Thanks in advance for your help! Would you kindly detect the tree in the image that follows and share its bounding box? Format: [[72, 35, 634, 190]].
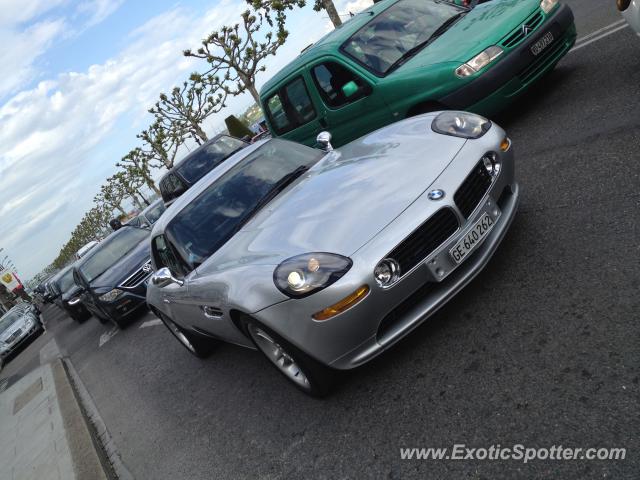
[[112, 172, 148, 210], [149, 73, 228, 146], [183, 9, 288, 104], [248, 0, 342, 28], [117, 148, 161, 196], [95, 180, 127, 217], [137, 119, 183, 170]]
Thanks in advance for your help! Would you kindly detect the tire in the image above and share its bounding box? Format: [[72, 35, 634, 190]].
[[157, 312, 215, 358], [241, 316, 335, 397]]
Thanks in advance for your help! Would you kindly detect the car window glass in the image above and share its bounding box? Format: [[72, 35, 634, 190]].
[[144, 202, 166, 225], [160, 173, 187, 202], [284, 78, 316, 124], [342, 0, 459, 75], [58, 268, 76, 293], [152, 235, 187, 276], [166, 140, 323, 270], [79, 227, 148, 282], [311, 62, 367, 108], [176, 136, 246, 184], [266, 94, 291, 133], [265, 77, 316, 135]]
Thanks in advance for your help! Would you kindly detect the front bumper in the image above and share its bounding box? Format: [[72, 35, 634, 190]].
[[256, 125, 520, 370], [441, 4, 577, 115], [99, 283, 149, 320]]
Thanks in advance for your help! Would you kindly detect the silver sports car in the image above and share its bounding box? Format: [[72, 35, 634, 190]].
[[147, 111, 519, 396]]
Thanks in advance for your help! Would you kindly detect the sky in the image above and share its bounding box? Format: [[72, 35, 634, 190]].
[[0, 0, 372, 282]]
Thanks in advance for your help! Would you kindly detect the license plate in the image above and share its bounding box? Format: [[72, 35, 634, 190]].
[[450, 214, 495, 264], [531, 31, 554, 56]]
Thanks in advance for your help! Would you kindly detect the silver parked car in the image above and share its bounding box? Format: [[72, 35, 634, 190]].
[[0, 303, 43, 367], [147, 111, 519, 396]]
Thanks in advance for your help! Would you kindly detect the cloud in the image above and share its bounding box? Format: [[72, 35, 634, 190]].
[[0, 1, 262, 279], [0, 0, 68, 26], [76, 0, 125, 27], [0, 18, 68, 99]]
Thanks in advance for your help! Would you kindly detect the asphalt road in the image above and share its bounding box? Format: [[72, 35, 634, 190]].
[[3, 2, 639, 479]]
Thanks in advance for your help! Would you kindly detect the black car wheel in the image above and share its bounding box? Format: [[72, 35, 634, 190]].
[[157, 312, 215, 358], [241, 316, 335, 397]]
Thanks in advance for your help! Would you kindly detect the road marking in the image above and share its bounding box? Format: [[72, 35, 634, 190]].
[[139, 319, 163, 329], [574, 19, 626, 45], [571, 22, 629, 53], [99, 327, 119, 347]]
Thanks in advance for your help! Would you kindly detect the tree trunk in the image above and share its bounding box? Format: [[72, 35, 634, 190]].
[[131, 195, 143, 210], [141, 172, 161, 195], [137, 189, 151, 206], [245, 82, 261, 104], [191, 121, 209, 143], [323, 0, 342, 27], [115, 205, 127, 217]]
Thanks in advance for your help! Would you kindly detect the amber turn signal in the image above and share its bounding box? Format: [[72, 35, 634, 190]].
[[500, 137, 511, 152], [312, 285, 370, 321]]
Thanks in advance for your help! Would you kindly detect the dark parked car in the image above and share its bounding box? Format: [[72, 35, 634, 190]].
[[50, 265, 91, 323], [159, 134, 247, 205], [73, 226, 152, 328], [126, 199, 166, 229]]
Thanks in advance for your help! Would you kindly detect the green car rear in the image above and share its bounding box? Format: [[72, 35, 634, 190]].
[[260, 0, 576, 147]]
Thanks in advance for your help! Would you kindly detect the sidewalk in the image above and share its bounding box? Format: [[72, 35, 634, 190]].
[[0, 359, 108, 480]]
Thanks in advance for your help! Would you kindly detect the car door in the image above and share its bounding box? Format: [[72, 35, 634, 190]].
[[309, 58, 392, 146], [152, 235, 249, 346], [263, 75, 324, 147]]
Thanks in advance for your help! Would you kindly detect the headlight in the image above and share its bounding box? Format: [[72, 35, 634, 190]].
[[67, 297, 81, 306], [455, 46, 503, 77], [273, 253, 352, 298], [99, 289, 123, 302], [540, 0, 558, 14], [432, 111, 491, 139]]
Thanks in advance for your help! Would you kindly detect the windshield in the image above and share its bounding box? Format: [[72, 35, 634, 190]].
[[167, 140, 323, 270], [79, 227, 149, 282], [0, 311, 21, 333], [144, 202, 165, 225], [58, 268, 76, 293], [341, 0, 461, 75], [177, 136, 246, 184]]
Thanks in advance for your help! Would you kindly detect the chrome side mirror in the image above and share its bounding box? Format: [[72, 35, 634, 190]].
[[151, 267, 184, 287], [316, 131, 333, 152]]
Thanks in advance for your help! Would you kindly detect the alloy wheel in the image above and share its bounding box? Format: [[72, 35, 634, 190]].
[[248, 324, 311, 391]]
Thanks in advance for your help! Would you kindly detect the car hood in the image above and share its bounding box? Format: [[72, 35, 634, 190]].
[[207, 115, 466, 267], [89, 238, 151, 290], [397, 0, 539, 68]]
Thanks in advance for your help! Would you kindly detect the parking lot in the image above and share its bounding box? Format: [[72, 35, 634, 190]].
[[1, 1, 639, 479]]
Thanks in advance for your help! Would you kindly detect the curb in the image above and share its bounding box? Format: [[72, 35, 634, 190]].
[[62, 358, 135, 480], [51, 358, 110, 480]]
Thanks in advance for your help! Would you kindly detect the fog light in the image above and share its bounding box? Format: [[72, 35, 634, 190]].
[[374, 258, 400, 287], [312, 285, 370, 321], [481, 152, 501, 177]]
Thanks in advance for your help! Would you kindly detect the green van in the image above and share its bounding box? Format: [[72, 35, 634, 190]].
[[259, 0, 575, 147]]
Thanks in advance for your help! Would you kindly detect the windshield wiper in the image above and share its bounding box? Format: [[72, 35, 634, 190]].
[[233, 165, 310, 234], [387, 12, 466, 73]]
